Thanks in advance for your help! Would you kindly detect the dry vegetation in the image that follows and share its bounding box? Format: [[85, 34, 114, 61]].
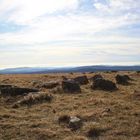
[[0, 71, 140, 140]]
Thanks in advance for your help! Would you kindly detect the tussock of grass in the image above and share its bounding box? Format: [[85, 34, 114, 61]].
[[58, 114, 70, 124], [15, 92, 53, 106], [64, 136, 88, 140], [86, 125, 107, 138]]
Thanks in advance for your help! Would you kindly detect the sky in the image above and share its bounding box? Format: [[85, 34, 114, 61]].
[[0, 0, 140, 68]]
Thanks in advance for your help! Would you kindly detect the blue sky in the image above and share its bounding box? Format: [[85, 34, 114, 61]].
[[0, 0, 140, 68]]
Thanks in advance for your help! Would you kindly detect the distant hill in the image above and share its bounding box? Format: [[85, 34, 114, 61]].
[[0, 65, 140, 74]]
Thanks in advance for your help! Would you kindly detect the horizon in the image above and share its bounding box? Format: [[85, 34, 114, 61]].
[[0, 0, 140, 67], [0, 64, 140, 71]]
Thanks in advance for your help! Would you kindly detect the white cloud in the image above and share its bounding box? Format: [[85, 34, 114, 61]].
[[0, 12, 140, 46], [94, 0, 140, 15], [0, 0, 78, 24], [0, 0, 140, 68], [0, 0, 140, 46]]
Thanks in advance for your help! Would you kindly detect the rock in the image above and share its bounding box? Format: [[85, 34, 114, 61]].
[[91, 79, 117, 91], [115, 75, 130, 85], [62, 80, 81, 93], [69, 116, 83, 130], [58, 115, 83, 130], [123, 75, 132, 80], [0, 85, 13, 88], [90, 74, 103, 82], [74, 76, 89, 85], [0, 85, 38, 96]]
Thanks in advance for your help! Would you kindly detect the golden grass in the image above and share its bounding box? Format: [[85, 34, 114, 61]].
[[15, 92, 53, 107], [0, 71, 140, 140]]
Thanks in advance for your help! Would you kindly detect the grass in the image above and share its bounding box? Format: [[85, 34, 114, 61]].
[[58, 114, 70, 124], [86, 125, 108, 138], [14, 92, 53, 107], [0, 71, 140, 140]]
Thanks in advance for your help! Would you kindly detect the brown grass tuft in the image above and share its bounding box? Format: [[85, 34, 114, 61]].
[[86, 125, 108, 138], [64, 136, 88, 140], [16, 92, 53, 106], [58, 114, 70, 124]]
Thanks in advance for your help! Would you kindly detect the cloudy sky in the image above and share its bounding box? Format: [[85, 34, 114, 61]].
[[0, 0, 140, 68]]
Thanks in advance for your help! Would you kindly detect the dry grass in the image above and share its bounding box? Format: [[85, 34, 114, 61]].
[[13, 92, 53, 107], [0, 71, 140, 140], [58, 114, 70, 124]]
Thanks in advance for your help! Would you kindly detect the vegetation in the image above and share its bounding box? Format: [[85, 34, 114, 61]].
[[0, 71, 140, 140]]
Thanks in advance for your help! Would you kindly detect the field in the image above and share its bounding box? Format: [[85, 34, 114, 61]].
[[0, 71, 140, 140]]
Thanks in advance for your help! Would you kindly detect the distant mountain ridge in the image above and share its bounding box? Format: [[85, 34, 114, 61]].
[[0, 65, 140, 74]]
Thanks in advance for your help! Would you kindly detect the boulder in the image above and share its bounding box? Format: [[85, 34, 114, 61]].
[[74, 76, 89, 85], [91, 79, 117, 91], [90, 74, 103, 82], [69, 116, 83, 130], [123, 75, 132, 80], [62, 79, 81, 93], [0, 85, 13, 88], [58, 115, 83, 130], [115, 75, 130, 85], [0, 85, 38, 96]]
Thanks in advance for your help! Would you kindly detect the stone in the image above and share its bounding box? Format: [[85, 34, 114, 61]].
[[69, 116, 83, 130], [74, 76, 89, 85], [90, 74, 103, 82], [0, 85, 38, 96], [115, 75, 130, 85], [91, 78, 117, 91], [62, 79, 81, 93]]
